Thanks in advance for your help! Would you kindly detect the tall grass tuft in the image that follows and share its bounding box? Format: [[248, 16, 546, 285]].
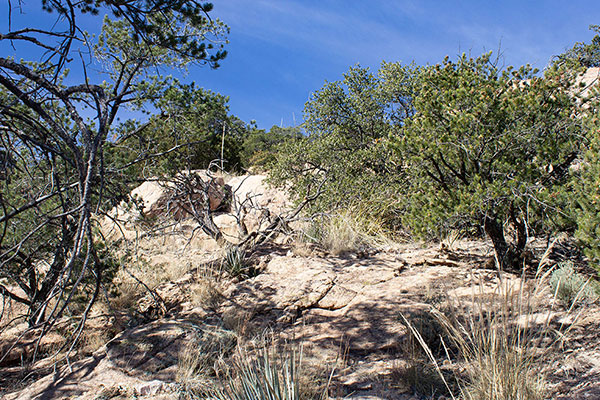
[[177, 326, 238, 397], [402, 249, 576, 400], [303, 206, 393, 256]]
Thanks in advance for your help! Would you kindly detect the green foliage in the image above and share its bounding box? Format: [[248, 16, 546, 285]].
[[556, 24, 600, 276], [395, 53, 581, 264], [41, 0, 229, 67], [224, 246, 246, 277], [0, 0, 229, 332], [0, 144, 70, 287], [269, 64, 415, 226], [554, 25, 600, 69], [96, 15, 241, 177], [96, 16, 188, 74], [270, 54, 582, 265], [574, 85, 600, 275], [111, 83, 250, 176], [549, 262, 600, 306], [241, 125, 302, 169]]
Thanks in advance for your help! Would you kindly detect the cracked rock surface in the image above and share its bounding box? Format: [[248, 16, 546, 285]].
[[3, 236, 599, 399]]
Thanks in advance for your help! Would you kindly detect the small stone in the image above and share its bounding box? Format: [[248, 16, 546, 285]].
[[135, 380, 164, 396]]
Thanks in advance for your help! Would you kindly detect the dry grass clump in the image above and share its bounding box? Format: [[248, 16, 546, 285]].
[[111, 253, 215, 313], [177, 326, 238, 397], [77, 323, 116, 356], [402, 256, 575, 400], [222, 310, 253, 338], [75, 303, 119, 356], [441, 229, 463, 252], [109, 257, 171, 311], [177, 329, 335, 400], [321, 212, 365, 256], [124, 259, 184, 289], [188, 263, 224, 310], [298, 206, 393, 256], [398, 307, 458, 397], [189, 279, 221, 309]]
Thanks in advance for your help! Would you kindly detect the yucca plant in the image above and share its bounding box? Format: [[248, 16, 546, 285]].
[[224, 246, 246, 276], [223, 246, 260, 279], [214, 343, 302, 400]]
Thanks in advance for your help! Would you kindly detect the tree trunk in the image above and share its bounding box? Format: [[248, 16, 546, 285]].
[[510, 203, 527, 257], [484, 215, 509, 267], [28, 246, 65, 326], [483, 213, 527, 270]]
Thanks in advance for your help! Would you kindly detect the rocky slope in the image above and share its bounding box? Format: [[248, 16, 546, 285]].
[[1, 174, 599, 400]]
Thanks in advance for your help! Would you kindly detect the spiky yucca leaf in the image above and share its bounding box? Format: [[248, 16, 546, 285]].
[[215, 344, 301, 400]]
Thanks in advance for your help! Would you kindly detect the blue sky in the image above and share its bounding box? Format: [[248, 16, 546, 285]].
[[3, 1, 600, 130], [192, 1, 600, 130]]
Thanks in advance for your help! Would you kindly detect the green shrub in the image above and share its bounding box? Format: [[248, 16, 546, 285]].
[[575, 116, 600, 275], [396, 53, 581, 267], [241, 125, 302, 170], [549, 262, 599, 306], [268, 64, 414, 229], [109, 84, 253, 176], [555, 25, 600, 68], [270, 55, 582, 269], [562, 26, 600, 276]]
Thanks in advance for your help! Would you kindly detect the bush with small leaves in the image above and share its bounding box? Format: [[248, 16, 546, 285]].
[[549, 262, 599, 307], [268, 63, 415, 229], [395, 52, 581, 268], [575, 113, 600, 275]]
